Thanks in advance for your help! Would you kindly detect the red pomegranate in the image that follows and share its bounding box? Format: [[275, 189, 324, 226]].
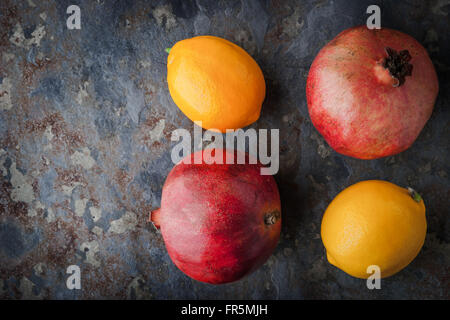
[[150, 149, 281, 284], [306, 26, 439, 159]]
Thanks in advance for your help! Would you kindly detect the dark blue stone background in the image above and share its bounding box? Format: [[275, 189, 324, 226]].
[[0, 0, 448, 299]]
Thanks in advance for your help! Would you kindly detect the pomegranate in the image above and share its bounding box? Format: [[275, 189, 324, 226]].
[[306, 26, 439, 159], [150, 149, 281, 284]]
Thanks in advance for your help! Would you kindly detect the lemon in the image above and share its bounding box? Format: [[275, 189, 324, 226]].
[[166, 36, 265, 132], [321, 180, 427, 279]]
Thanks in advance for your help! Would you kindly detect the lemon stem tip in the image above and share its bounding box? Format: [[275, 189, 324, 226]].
[[165, 47, 171, 54], [407, 187, 422, 203]]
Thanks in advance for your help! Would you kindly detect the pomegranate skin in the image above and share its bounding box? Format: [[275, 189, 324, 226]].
[[306, 26, 439, 159], [156, 149, 281, 284]]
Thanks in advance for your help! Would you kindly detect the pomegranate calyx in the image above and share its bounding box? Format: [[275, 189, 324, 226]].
[[383, 47, 413, 87], [264, 210, 281, 226]]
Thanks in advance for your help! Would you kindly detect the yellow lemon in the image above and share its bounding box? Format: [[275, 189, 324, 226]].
[[166, 36, 265, 132], [321, 180, 427, 279]]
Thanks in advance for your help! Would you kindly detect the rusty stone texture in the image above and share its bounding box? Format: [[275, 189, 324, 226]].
[[0, 0, 449, 299]]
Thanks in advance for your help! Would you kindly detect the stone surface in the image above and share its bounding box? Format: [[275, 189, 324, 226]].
[[0, 0, 449, 299]]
